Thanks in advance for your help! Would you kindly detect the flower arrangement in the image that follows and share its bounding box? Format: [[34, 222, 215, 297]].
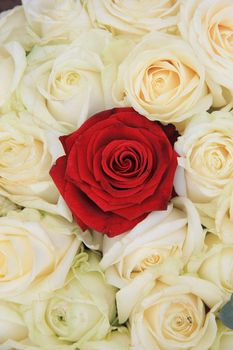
[[0, 1, 233, 350]]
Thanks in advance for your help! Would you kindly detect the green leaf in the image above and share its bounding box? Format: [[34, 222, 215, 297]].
[[219, 294, 233, 329]]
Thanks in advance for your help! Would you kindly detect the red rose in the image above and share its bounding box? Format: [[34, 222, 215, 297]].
[[50, 108, 178, 237]]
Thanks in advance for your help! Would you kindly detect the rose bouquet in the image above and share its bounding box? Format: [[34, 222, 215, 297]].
[[0, 1, 233, 350]]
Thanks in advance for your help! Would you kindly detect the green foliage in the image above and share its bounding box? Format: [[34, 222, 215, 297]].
[[219, 294, 233, 330]]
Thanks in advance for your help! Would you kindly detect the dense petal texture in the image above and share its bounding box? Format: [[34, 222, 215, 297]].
[[50, 107, 178, 236], [175, 111, 233, 203], [20, 30, 111, 132], [100, 197, 204, 288], [0, 112, 70, 220], [86, 0, 179, 37], [0, 209, 80, 303], [112, 32, 212, 129], [22, 251, 117, 350], [179, 0, 233, 106], [128, 277, 224, 350]]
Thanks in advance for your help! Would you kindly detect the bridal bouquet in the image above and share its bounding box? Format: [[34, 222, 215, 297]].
[[0, 0, 233, 349]]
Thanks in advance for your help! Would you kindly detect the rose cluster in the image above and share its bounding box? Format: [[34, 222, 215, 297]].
[[0, 1, 233, 350]]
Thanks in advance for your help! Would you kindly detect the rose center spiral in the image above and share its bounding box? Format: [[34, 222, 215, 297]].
[[101, 139, 154, 186]]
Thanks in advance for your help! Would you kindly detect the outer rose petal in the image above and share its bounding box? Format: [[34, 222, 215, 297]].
[[60, 108, 117, 153], [49, 156, 67, 195], [61, 107, 163, 153], [64, 182, 147, 237]]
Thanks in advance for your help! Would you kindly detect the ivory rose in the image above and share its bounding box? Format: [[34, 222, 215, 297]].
[[0, 7, 38, 51], [0, 112, 70, 219], [0, 301, 27, 343], [175, 111, 233, 203], [188, 234, 233, 295], [210, 321, 233, 350], [113, 32, 212, 126], [195, 180, 233, 244], [20, 30, 111, 132], [100, 197, 204, 288], [0, 329, 130, 350], [23, 251, 117, 350], [118, 275, 225, 350], [0, 340, 41, 350], [0, 196, 17, 217], [179, 0, 233, 106], [80, 328, 130, 350], [0, 42, 26, 108], [22, 0, 91, 45], [0, 209, 80, 304], [86, 0, 179, 37]]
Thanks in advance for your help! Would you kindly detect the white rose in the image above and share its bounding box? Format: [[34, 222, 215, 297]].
[[23, 251, 117, 350], [175, 111, 233, 203], [100, 35, 136, 109], [0, 7, 38, 51], [78, 328, 130, 350], [0, 301, 27, 343], [0, 196, 18, 217], [100, 197, 204, 288], [121, 275, 225, 350], [216, 333, 233, 350], [0, 328, 128, 350], [0, 340, 41, 350], [179, 0, 233, 106], [196, 181, 233, 244], [188, 234, 233, 295], [86, 0, 179, 37], [113, 32, 212, 126], [210, 321, 233, 350], [0, 42, 26, 108], [22, 0, 91, 45], [20, 30, 111, 131], [0, 112, 70, 219], [0, 209, 80, 303]]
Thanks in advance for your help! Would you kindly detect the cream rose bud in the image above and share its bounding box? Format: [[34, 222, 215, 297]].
[[0, 112, 70, 219], [0, 301, 27, 343], [126, 275, 225, 350], [23, 251, 117, 350], [113, 32, 212, 126], [22, 0, 91, 45], [175, 111, 233, 203], [0, 41, 26, 108], [100, 197, 204, 288], [86, 0, 179, 37], [0, 209, 80, 304], [188, 234, 233, 295], [179, 0, 233, 106], [20, 30, 111, 131], [210, 321, 233, 350]]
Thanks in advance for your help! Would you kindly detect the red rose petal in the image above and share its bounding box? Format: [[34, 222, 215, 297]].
[[60, 108, 114, 154], [63, 182, 147, 237]]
